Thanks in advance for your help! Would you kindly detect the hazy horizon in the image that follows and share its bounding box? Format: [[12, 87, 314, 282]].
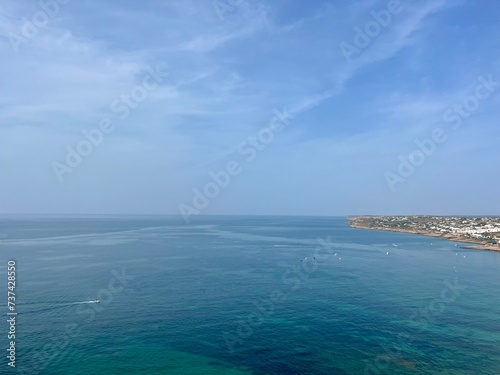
[[1, 213, 500, 218]]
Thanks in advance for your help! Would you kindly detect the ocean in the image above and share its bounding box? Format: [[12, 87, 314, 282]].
[[0, 216, 499, 374]]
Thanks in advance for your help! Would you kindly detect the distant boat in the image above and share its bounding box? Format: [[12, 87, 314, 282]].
[[92, 300, 100, 304], [392, 244, 398, 247]]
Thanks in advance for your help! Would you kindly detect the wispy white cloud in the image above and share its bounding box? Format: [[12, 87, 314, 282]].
[[1, 0, 499, 214]]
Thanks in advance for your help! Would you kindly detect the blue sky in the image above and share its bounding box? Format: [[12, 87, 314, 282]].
[[1, 0, 499, 216]]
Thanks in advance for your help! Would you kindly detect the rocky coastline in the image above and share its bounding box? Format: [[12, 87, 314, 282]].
[[348, 216, 500, 252]]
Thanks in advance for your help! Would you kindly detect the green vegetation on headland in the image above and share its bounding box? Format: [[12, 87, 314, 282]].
[[348, 216, 500, 252]]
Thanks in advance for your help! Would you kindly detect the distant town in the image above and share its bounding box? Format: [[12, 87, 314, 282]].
[[348, 216, 500, 251]]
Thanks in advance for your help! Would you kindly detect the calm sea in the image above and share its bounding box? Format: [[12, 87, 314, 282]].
[[0, 216, 499, 374]]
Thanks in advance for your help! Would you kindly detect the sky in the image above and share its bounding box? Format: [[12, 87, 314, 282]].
[[0, 0, 499, 217]]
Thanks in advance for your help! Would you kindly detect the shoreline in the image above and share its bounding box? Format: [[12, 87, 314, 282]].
[[348, 220, 500, 252]]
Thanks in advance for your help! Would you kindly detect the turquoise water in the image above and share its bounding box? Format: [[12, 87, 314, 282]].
[[0, 216, 499, 374]]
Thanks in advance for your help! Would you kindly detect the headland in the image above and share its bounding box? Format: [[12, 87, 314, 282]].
[[348, 216, 500, 252]]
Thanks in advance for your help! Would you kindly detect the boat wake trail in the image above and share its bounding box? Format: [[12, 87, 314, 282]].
[[72, 301, 98, 304], [14, 300, 101, 314]]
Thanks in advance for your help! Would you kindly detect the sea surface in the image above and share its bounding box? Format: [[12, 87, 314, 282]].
[[0, 216, 499, 374]]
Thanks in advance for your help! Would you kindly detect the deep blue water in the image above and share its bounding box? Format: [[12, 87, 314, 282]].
[[0, 216, 499, 374]]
